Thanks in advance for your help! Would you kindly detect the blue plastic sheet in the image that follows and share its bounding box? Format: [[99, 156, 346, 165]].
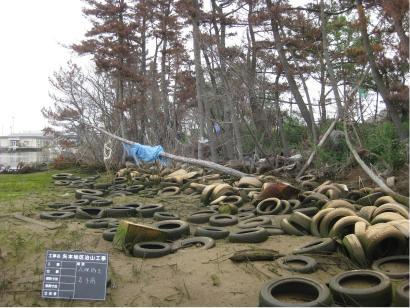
[[122, 143, 165, 163]]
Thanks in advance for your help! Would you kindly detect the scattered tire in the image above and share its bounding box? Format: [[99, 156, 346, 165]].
[[152, 220, 190, 240], [48, 202, 70, 209], [209, 214, 238, 226], [278, 255, 318, 273], [237, 212, 256, 221], [136, 204, 164, 218], [293, 207, 319, 217], [371, 212, 407, 224], [58, 205, 79, 213], [328, 216, 369, 239], [319, 208, 356, 237], [90, 198, 113, 206], [387, 219, 410, 238], [106, 206, 136, 218], [280, 218, 307, 236], [288, 199, 301, 210], [261, 225, 285, 236], [358, 206, 377, 222], [288, 211, 312, 232], [52, 173, 73, 180], [174, 236, 215, 250], [187, 210, 218, 224], [354, 221, 368, 244], [75, 207, 106, 219], [228, 228, 269, 243], [346, 190, 365, 201], [374, 195, 400, 207], [329, 270, 392, 307], [153, 211, 180, 221], [371, 255, 409, 280], [75, 188, 104, 200], [323, 199, 355, 211], [256, 198, 282, 215], [40, 211, 75, 220], [310, 208, 334, 237], [259, 277, 333, 307], [372, 203, 409, 219], [238, 207, 256, 214], [54, 180, 71, 186], [113, 177, 128, 184], [132, 242, 172, 258], [356, 192, 386, 206], [71, 199, 90, 206], [293, 238, 336, 255], [278, 200, 292, 214], [102, 227, 117, 241], [108, 220, 120, 228], [362, 224, 406, 260], [194, 226, 230, 239], [342, 234, 368, 268], [126, 184, 145, 193], [158, 186, 180, 196], [85, 218, 118, 229], [238, 216, 271, 229], [394, 280, 409, 307]]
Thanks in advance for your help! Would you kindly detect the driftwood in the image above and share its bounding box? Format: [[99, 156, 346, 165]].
[[88, 124, 248, 178], [343, 121, 409, 207], [229, 249, 284, 262]]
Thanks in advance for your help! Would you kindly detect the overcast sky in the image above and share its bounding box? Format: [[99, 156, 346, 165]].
[[0, 0, 89, 135]]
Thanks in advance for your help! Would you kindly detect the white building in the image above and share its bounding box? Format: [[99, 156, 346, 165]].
[[0, 132, 53, 151]]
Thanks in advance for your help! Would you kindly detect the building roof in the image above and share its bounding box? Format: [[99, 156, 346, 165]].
[[0, 133, 52, 139]]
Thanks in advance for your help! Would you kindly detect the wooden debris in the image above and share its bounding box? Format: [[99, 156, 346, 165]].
[[13, 213, 61, 230], [229, 249, 284, 262]]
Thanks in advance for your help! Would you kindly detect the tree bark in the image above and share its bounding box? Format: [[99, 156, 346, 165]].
[[356, 0, 407, 140], [266, 0, 316, 137]]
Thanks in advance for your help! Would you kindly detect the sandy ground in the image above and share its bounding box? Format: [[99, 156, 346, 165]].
[[0, 185, 361, 307]]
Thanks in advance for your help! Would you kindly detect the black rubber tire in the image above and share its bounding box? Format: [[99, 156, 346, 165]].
[[237, 212, 256, 221], [371, 255, 409, 280], [71, 199, 90, 206], [278, 255, 318, 273], [194, 226, 230, 239], [356, 191, 386, 206], [238, 207, 256, 214], [278, 200, 292, 214], [126, 184, 145, 193], [342, 234, 368, 268], [108, 220, 120, 228], [259, 277, 333, 307], [90, 198, 113, 206], [288, 199, 302, 210], [54, 180, 71, 186], [52, 173, 73, 180], [153, 211, 180, 221], [328, 216, 369, 239], [293, 207, 319, 217], [293, 238, 336, 255], [289, 211, 312, 231], [136, 204, 164, 218], [75, 207, 106, 219], [94, 183, 112, 190], [174, 236, 215, 250], [228, 228, 269, 243], [256, 198, 282, 215], [48, 202, 70, 209], [113, 176, 128, 184], [310, 208, 335, 237], [261, 225, 285, 236], [58, 205, 79, 213], [187, 210, 218, 224], [40, 211, 75, 220], [238, 216, 271, 229], [209, 214, 238, 226], [394, 280, 409, 307], [102, 227, 117, 241], [319, 208, 357, 237], [85, 218, 118, 229], [358, 206, 377, 222], [75, 188, 104, 200], [152, 220, 190, 240], [132, 242, 172, 258], [106, 206, 136, 218], [329, 270, 392, 307], [158, 186, 180, 196], [79, 194, 105, 202], [280, 218, 307, 236]]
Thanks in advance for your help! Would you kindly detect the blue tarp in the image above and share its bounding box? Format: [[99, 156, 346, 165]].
[[122, 143, 166, 164]]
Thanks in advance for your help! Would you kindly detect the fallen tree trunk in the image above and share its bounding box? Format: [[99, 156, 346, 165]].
[[343, 120, 409, 207], [88, 124, 249, 178]]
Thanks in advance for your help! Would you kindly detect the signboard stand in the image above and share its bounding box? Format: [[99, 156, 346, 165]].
[[42, 250, 108, 301]]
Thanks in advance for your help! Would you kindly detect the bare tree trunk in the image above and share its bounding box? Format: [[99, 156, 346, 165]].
[[319, 56, 327, 124], [191, 0, 217, 161], [265, 0, 316, 137], [356, 0, 407, 140], [274, 73, 289, 155]]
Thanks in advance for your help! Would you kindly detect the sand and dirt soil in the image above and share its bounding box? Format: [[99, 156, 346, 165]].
[[0, 167, 407, 306]]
